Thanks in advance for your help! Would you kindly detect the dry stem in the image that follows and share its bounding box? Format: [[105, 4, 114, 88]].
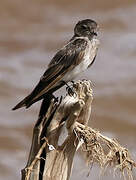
[[74, 122, 136, 180], [21, 80, 136, 180]]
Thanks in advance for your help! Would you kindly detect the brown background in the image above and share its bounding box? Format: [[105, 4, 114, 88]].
[[0, 0, 136, 179]]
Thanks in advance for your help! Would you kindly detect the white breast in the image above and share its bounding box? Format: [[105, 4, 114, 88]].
[[63, 38, 100, 82]]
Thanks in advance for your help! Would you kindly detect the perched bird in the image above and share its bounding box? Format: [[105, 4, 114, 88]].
[[12, 19, 100, 110]]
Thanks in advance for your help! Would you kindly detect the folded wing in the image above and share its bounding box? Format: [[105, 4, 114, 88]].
[[12, 38, 87, 110]]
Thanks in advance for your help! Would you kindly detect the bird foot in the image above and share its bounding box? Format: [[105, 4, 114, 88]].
[[66, 86, 76, 97], [61, 80, 77, 97]]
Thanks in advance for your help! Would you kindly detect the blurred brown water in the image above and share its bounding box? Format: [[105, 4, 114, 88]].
[[0, 0, 136, 179]]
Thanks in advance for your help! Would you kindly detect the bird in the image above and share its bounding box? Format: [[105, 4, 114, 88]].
[[12, 19, 100, 110]]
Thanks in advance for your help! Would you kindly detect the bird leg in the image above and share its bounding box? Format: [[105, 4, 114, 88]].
[[61, 81, 76, 97], [70, 80, 75, 84]]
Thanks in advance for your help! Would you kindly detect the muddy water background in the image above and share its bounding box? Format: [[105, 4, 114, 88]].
[[0, 0, 136, 179]]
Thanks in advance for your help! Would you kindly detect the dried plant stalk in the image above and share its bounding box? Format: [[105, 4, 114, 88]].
[[21, 80, 136, 180], [74, 122, 136, 180]]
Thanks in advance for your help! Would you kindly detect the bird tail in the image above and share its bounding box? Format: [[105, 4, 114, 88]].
[[12, 95, 31, 110]]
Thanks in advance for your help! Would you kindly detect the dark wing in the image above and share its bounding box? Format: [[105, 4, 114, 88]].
[[30, 38, 87, 101], [48, 38, 87, 68], [12, 38, 87, 110]]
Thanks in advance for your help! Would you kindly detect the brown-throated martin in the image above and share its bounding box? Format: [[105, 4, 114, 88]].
[[12, 19, 99, 110]]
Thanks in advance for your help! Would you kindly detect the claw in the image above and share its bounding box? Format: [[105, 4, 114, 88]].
[[67, 87, 74, 96], [61, 80, 77, 97], [71, 80, 75, 85]]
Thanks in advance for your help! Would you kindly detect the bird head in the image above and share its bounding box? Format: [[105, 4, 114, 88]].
[[74, 19, 99, 39]]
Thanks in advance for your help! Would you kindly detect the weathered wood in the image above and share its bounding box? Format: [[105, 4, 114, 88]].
[[21, 80, 136, 180], [21, 80, 93, 180], [21, 95, 56, 180]]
